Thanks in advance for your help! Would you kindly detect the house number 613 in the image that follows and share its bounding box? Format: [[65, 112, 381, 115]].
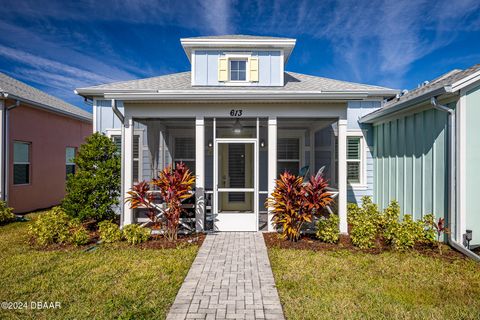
[[230, 109, 243, 117]]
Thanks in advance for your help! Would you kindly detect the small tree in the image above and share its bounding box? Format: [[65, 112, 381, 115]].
[[154, 163, 195, 241], [126, 163, 195, 241], [126, 181, 161, 230], [266, 171, 333, 242], [62, 133, 120, 222]]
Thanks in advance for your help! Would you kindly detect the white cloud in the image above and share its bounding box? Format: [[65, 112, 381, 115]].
[[0, 45, 115, 85], [200, 0, 235, 35], [0, 0, 478, 97], [0, 0, 236, 35], [238, 0, 480, 87]]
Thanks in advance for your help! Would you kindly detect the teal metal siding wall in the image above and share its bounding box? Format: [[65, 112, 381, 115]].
[[465, 85, 480, 245], [373, 108, 448, 220]]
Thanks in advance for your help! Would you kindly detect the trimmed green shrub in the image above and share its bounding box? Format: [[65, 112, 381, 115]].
[[69, 222, 90, 246], [0, 200, 15, 224], [62, 132, 121, 222], [98, 220, 122, 243], [348, 197, 444, 250], [29, 207, 90, 246], [29, 207, 71, 246], [316, 214, 340, 243], [348, 197, 380, 249], [350, 214, 378, 249], [422, 214, 437, 244], [380, 200, 401, 245], [122, 224, 150, 245], [391, 214, 424, 250]]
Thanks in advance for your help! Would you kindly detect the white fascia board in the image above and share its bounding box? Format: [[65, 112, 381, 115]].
[[103, 91, 372, 101], [75, 86, 397, 99], [451, 70, 480, 92], [76, 88, 157, 95], [180, 39, 296, 47]]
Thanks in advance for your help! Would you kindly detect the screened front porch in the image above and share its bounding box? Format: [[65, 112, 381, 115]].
[[121, 115, 350, 233]]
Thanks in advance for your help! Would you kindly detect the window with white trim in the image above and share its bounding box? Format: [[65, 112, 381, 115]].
[[277, 137, 300, 176], [66, 147, 76, 179], [230, 60, 247, 81], [173, 137, 195, 174], [13, 141, 30, 185], [112, 135, 141, 182], [347, 136, 362, 184]]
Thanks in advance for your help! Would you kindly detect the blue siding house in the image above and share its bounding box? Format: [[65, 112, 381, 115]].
[[76, 35, 397, 234], [75, 35, 480, 259]]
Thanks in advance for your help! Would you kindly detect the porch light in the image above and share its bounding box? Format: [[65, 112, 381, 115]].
[[232, 118, 242, 134], [208, 139, 213, 148], [260, 139, 266, 148]]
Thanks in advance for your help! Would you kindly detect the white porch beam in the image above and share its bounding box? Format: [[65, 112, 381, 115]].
[[267, 117, 277, 231], [195, 116, 205, 232], [338, 119, 348, 234], [123, 116, 134, 226]]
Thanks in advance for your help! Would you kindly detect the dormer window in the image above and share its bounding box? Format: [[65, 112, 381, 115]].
[[183, 35, 295, 86], [218, 55, 258, 84], [230, 60, 247, 81]]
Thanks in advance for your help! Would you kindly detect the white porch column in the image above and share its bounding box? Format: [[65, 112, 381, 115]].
[[0, 100, 4, 202], [123, 116, 134, 226], [195, 116, 205, 232], [338, 119, 348, 234], [267, 117, 277, 231]]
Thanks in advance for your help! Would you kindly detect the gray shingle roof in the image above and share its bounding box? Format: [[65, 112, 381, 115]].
[[76, 71, 394, 94], [360, 64, 480, 123], [0, 72, 92, 121], [181, 34, 295, 41], [383, 64, 480, 108]]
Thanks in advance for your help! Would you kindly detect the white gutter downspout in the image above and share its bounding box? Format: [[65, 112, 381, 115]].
[[431, 96, 480, 261], [111, 99, 125, 228]]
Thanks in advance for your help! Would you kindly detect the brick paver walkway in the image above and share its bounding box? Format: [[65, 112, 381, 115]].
[[167, 232, 285, 320]]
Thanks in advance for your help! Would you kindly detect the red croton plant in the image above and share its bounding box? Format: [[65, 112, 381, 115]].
[[266, 171, 334, 242], [126, 162, 195, 241]]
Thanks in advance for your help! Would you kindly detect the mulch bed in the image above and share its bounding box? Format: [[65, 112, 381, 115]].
[[263, 232, 466, 261], [31, 232, 205, 251], [138, 233, 205, 249]]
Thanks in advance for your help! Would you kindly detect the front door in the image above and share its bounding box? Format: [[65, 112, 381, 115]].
[[214, 140, 257, 231]]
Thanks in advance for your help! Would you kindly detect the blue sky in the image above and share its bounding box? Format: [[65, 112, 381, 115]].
[[0, 0, 479, 112]]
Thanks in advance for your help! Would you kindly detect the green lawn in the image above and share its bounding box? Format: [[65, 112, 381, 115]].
[[268, 247, 480, 320], [0, 213, 199, 320]]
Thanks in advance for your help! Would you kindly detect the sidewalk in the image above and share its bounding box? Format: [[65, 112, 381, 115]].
[[167, 232, 285, 320]]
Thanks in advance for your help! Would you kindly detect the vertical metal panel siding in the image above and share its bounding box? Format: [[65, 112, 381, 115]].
[[373, 108, 448, 220], [207, 51, 220, 85], [195, 51, 208, 85], [95, 99, 124, 133], [193, 50, 281, 86], [465, 85, 480, 244]]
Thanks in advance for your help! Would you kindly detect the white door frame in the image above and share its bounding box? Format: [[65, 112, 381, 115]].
[[214, 138, 258, 231]]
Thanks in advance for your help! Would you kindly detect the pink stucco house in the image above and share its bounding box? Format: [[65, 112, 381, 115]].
[[0, 73, 92, 213]]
